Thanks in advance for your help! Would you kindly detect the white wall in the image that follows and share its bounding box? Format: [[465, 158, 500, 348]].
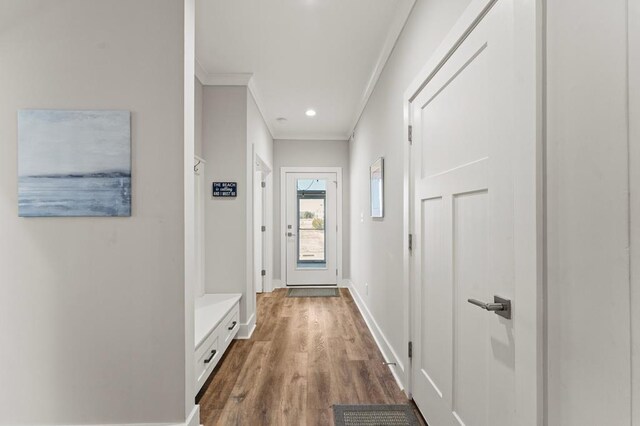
[[195, 76, 204, 158], [348, 0, 472, 388], [273, 139, 350, 282], [0, 1, 187, 424], [631, 1, 640, 423], [202, 86, 273, 329], [546, 0, 633, 424], [202, 86, 249, 321]]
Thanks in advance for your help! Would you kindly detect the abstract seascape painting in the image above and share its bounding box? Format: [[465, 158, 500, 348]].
[[18, 110, 131, 217]]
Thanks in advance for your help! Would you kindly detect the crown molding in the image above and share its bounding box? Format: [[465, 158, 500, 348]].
[[247, 78, 275, 139], [195, 58, 276, 139], [194, 59, 254, 86], [347, 0, 416, 134], [198, 72, 254, 86]]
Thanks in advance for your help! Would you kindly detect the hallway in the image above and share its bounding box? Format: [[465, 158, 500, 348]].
[[197, 289, 423, 425], [2, 1, 638, 425]]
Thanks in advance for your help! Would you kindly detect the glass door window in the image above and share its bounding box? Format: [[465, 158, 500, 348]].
[[296, 179, 326, 268], [285, 171, 337, 285]]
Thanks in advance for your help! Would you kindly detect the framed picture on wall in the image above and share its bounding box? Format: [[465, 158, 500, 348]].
[[370, 157, 384, 218], [18, 109, 132, 217]]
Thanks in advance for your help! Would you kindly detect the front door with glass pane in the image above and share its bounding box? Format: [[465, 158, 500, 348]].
[[285, 172, 337, 285]]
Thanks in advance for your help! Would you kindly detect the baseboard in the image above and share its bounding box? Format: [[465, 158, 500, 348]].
[[274, 279, 348, 288], [236, 312, 256, 339], [347, 280, 406, 391], [81, 405, 200, 426], [272, 278, 283, 289], [183, 405, 200, 426]]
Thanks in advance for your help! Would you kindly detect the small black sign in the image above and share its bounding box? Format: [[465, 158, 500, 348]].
[[212, 182, 237, 197]]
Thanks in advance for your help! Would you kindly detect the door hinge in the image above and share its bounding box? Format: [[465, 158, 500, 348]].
[[408, 125, 413, 144], [261, 269, 266, 277], [336, 269, 338, 276], [261, 181, 266, 188], [261, 225, 266, 232], [408, 341, 413, 358], [408, 233, 413, 252]]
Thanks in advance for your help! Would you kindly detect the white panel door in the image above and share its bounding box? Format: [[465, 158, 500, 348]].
[[285, 172, 337, 285], [409, 0, 537, 424]]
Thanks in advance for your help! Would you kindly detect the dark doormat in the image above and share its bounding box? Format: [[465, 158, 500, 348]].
[[286, 288, 339, 297], [333, 404, 421, 426]]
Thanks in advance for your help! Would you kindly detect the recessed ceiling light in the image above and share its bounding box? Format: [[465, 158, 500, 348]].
[[305, 109, 316, 117]]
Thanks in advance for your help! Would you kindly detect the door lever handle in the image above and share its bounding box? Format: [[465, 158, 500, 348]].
[[467, 296, 511, 319], [467, 299, 505, 311]]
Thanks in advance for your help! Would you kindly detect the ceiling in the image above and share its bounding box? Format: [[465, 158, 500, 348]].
[[195, 0, 415, 140]]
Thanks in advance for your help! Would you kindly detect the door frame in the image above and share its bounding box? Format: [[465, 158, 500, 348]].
[[402, 0, 544, 423], [254, 153, 272, 294], [255, 169, 264, 293], [280, 166, 343, 287]]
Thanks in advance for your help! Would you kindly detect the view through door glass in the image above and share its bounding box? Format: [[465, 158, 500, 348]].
[[297, 178, 326, 269]]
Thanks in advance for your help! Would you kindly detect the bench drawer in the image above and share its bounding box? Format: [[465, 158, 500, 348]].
[[194, 294, 242, 394], [195, 331, 220, 390], [221, 303, 240, 346]]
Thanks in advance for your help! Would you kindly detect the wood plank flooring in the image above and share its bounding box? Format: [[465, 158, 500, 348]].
[[196, 288, 424, 425]]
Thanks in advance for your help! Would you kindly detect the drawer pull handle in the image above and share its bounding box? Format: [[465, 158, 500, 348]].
[[204, 350, 216, 364], [228, 321, 237, 331]]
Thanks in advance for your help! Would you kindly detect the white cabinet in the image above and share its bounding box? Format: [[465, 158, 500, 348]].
[[194, 293, 242, 393]]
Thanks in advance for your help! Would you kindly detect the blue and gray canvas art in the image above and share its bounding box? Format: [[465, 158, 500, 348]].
[[18, 110, 131, 217]]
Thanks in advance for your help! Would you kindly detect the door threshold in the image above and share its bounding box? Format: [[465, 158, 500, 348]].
[[285, 284, 338, 288]]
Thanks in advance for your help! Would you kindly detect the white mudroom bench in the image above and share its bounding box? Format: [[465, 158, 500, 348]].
[[194, 293, 242, 393]]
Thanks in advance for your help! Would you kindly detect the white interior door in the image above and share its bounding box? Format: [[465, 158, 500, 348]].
[[409, 0, 539, 424], [285, 172, 337, 285]]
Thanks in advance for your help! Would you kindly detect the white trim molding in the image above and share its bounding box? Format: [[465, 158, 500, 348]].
[[184, 405, 200, 426], [197, 71, 253, 86], [247, 78, 275, 139], [347, 280, 406, 392], [78, 405, 200, 426], [193, 61, 277, 140], [236, 313, 256, 339]]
